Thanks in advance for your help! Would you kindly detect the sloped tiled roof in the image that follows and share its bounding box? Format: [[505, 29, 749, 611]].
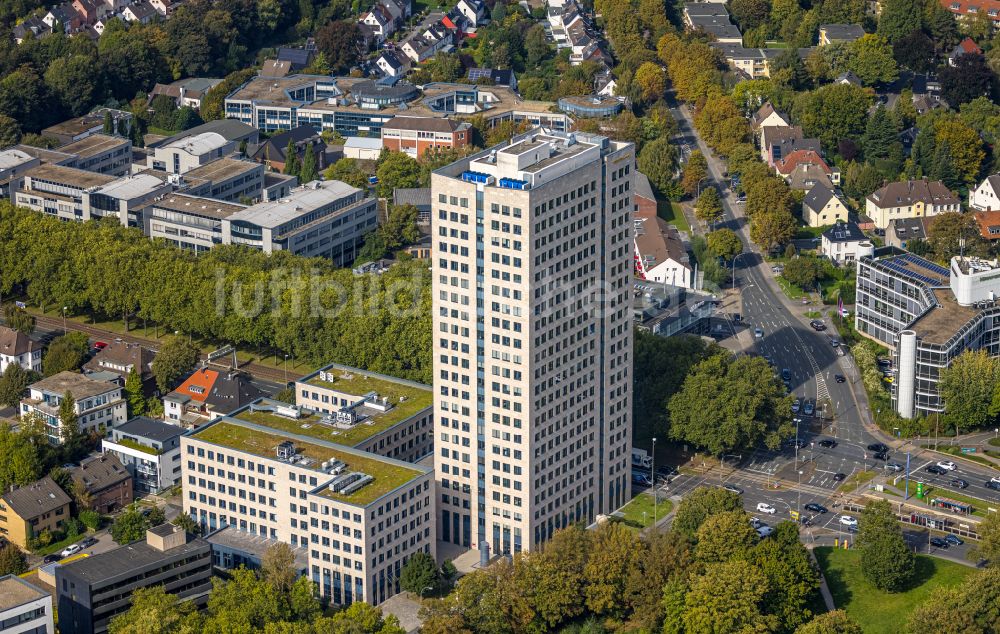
[[0, 326, 37, 358], [2, 476, 71, 520]]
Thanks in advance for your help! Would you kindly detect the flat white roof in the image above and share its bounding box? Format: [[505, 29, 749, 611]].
[[164, 131, 229, 156], [344, 136, 383, 150], [0, 149, 34, 170], [93, 173, 167, 200], [228, 180, 361, 228]]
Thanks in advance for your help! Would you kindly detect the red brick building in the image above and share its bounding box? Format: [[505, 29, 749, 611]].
[[380, 116, 471, 158], [71, 454, 133, 514]]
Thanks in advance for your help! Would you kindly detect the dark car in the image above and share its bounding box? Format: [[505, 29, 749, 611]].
[[833, 472, 847, 481], [804, 503, 828, 514], [80, 537, 98, 548], [803, 399, 815, 416], [818, 439, 838, 448], [810, 320, 827, 331], [986, 480, 1000, 491], [42, 554, 60, 564], [929, 537, 949, 549], [733, 313, 742, 322], [835, 374, 846, 383], [951, 478, 969, 489], [632, 472, 652, 487], [873, 451, 889, 461], [781, 368, 791, 382], [945, 534, 964, 546], [867, 443, 889, 453], [787, 438, 807, 449], [722, 483, 744, 495], [927, 465, 947, 475]]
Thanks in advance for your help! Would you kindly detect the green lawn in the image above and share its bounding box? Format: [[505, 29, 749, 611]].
[[814, 546, 974, 633], [921, 445, 999, 471], [838, 470, 876, 493], [658, 200, 690, 233], [776, 275, 807, 300], [618, 493, 672, 529]]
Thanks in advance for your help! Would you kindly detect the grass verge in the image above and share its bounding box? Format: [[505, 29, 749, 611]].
[[658, 200, 690, 233], [921, 445, 999, 471], [814, 546, 974, 633], [884, 481, 988, 518], [775, 275, 807, 300], [618, 493, 673, 529], [838, 470, 876, 493]]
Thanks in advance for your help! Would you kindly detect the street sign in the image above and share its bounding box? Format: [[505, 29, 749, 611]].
[[207, 345, 234, 361], [916, 481, 924, 499], [961, 447, 977, 454]]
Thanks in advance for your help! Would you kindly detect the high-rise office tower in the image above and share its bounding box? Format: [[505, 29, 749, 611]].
[[431, 129, 635, 555]]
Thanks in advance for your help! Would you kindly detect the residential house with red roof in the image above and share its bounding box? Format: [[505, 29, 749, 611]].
[[973, 209, 1000, 241], [163, 368, 266, 426], [949, 37, 983, 66], [774, 149, 840, 188]]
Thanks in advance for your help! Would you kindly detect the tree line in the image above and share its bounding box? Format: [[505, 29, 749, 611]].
[[0, 203, 432, 384]]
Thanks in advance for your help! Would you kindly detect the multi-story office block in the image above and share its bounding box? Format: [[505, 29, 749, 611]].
[[58, 134, 131, 177], [181, 412, 435, 606], [0, 574, 54, 634], [20, 372, 127, 444], [0, 148, 40, 199], [14, 165, 116, 221], [56, 524, 212, 634], [856, 248, 1000, 418], [430, 129, 635, 555], [181, 158, 264, 203], [295, 364, 433, 462]]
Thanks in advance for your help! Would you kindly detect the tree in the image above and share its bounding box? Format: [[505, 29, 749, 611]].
[[782, 257, 822, 290], [300, 144, 318, 183], [973, 510, 1000, 566], [935, 117, 986, 185], [325, 157, 370, 190], [940, 53, 997, 109], [669, 354, 793, 455], [681, 151, 709, 197], [583, 521, 643, 619], [848, 35, 898, 86], [43, 332, 90, 376], [45, 55, 104, 118], [864, 105, 899, 160], [124, 367, 145, 417], [637, 137, 678, 195], [376, 151, 422, 198], [200, 69, 256, 122], [877, 0, 922, 44], [683, 560, 774, 633], [58, 390, 80, 446], [939, 350, 1000, 434], [0, 115, 21, 148], [0, 543, 27, 576], [110, 505, 151, 544], [745, 176, 794, 219], [171, 512, 200, 535], [282, 139, 300, 177], [793, 83, 872, 155], [695, 187, 723, 226], [729, 0, 771, 30], [79, 509, 101, 530], [893, 30, 937, 73], [820, 0, 865, 23], [694, 510, 759, 563], [857, 499, 915, 592], [907, 567, 1000, 632], [928, 211, 986, 260], [314, 20, 365, 73], [0, 426, 41, 492], [707, 228, 742, 261], [108, 585, 200, 634], [150, 336, 199, 394], [633, 62, 665, 103], [796, 610, 863, 634], [4, 305, 35, 335], [400, 551, 439, 595], [261, 542, 297, 593], [750, 210, 797, 252], [0, 363, 32, 407]]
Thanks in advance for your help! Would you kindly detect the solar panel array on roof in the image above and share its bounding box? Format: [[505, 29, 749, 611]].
[[467, 68, 492, 81], [880, 259, 948, 287], [900, 253, 949, 277]]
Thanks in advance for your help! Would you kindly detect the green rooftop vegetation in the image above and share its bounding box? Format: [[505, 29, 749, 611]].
[[193, 421, 423, 506], [112, 437, 161, 456]]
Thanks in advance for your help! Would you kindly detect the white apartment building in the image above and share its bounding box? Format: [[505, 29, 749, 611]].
[[20, 371, 127, 444], [0, 326, 41, 374], [181, 414, 435, 606], [0, 574, 54, 634], [150, 132, 239, 175], [103, 417, 184, 493], [865, 178, 961, 230], [295, 364, 433, 463], [430, 129, 635, 555], [969, 174, 1000, 211]]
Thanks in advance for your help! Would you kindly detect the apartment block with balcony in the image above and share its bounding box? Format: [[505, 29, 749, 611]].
[[430, 129, 635, 555], [20, 372, 127, 444], [103, 417, 184, 493], [181, 414, 435, 606]]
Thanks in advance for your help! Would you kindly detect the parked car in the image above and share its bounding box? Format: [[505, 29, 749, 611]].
[[818, 439, 838, 448], [92, 341, 108, 351], [60, 544, 81, 558], [945, 534, 964, 545], [832, 472, 847, 481], [781, 368, 791, 382], [632, 472, 652, 486], [755, 328, 764, 338], [830, 338, 841, 347], [929, 537, 949, 549], [80, 537, 98, 548], [834, 374, 846, 383], [749, 517, 762, 529], [839, 515, 858, 527], [867, 443, 888, 453], [733, 313, 741, 322], [791, 399, 801, 414], [990, 476, 1000, 484], [951, 478, 969, 489], [803, 400, 815, 416], [926, 465, 947, 475], [42, 554, 60, 564], [936, 461, 957, 471], [804, 503, 828, 514], [722, 483, 744, 495], [756, 502, 777, 514], [757, 525, 775, 538]]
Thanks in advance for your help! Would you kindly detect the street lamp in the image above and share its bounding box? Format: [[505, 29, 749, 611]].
[[651, 437, 657, 528], [794, 418, 801, 469], [797, 470, 803, 518], [62, 306, 67, 334], [696, 176, 710, 197], [284, 353, 289, 384], [731, 252, 745, 290]]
